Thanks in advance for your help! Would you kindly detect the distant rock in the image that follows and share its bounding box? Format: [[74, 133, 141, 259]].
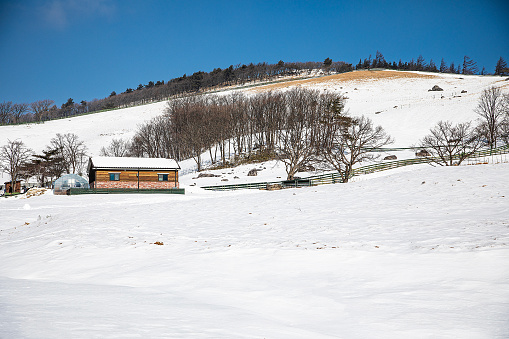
[[461, 90, 467, 93], [197, 173, 220, 178], [415, 150, 431, 157], [221, 178, 229, 182], [383, 155, 397, 160], [247, 169, 258, 176], [428, 85, 443, 91]]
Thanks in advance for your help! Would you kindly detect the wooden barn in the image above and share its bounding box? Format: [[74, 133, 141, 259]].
[[88, 157, 180, 190]]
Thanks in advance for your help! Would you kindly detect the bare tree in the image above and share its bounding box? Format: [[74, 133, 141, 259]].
[[275, 88, 343, 180], [321, 115, 393, 183], [31, 99, 55, 122], [500, 94, 509, 144], [419, 121, 482, 166], [50, 133, 88, 175], [100, 138, 132, 157], [475, 87, 505, 148], [10, 103, 29, 124], [0, 140, 33, 189], [0, 101, 13, 124]]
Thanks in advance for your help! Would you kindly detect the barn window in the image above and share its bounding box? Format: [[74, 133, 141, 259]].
[[158, 174, 168, 181], [109, 173, 120, 181]]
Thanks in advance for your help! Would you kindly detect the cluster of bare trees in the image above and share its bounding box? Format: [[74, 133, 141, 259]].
[[0, 133, 88, 189], [419, 86, 509, 165], [0, 99, 89, 125], [1, 60, 353, 126], [108, 88, 392, 181]]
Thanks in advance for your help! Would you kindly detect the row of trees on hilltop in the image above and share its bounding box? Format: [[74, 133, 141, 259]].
[[356, 52, 508, 76], [2, 55, 507, 127], [0, 60, 352, 126], [101, 88, 392, 182]]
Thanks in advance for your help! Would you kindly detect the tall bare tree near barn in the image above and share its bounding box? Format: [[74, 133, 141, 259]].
[[0, 139, 32, 188], [50, 133, 88, 175]]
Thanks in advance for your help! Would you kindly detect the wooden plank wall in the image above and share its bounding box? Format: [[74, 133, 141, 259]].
[[95, 170, 178, 182]]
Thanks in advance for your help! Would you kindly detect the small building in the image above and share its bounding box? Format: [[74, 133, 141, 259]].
[[88, 157, 180, 190], [4, 180, 21, 194], [53, 174, 90, 195]]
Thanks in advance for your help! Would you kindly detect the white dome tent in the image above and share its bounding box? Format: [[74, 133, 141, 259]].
[[53, 174, 89, 195]]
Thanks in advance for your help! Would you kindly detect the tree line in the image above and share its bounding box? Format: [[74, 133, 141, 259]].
[[0, 133, 88, 190], [356, 52, 509, 76], [102, 88, 393, 182], [103, 86, 509, 178], [3, 55, 507, 127], [0, 60, 352, 126]]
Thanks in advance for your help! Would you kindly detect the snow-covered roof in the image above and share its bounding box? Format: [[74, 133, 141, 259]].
[[89, 157, 180, 171]]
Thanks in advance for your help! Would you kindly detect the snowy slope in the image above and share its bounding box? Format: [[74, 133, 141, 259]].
[[1, 163, 508, 338], [1, 71, 506, 183], [0, 71, 506, 156], [1, 71, 509, 338]]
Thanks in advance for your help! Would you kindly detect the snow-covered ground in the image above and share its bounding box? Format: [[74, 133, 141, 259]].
[[1, 163, 508, 338], [1, 71, 509, 337]]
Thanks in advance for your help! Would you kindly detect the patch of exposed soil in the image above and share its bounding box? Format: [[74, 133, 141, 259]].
[[249, 70, 437, 92]]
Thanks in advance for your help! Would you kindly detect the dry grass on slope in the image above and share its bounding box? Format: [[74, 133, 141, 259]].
[[249, 70, 437, 92]]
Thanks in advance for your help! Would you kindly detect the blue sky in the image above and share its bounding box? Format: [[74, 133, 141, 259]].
[[1, 0, 508, 106]]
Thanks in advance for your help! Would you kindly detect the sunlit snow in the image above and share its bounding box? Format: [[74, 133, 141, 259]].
[[1, 71, 508, 338]]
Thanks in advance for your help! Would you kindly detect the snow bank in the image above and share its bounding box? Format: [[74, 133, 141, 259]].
[[1, 163, 508, 338]]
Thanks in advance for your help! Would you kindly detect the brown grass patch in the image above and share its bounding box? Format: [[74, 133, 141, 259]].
[[249, 70, 437, 92]]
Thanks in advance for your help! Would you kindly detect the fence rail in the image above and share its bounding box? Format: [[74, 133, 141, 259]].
[[201, 145, 509, 191]]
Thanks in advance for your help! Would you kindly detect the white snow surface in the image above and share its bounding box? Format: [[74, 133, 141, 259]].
[[1, 163, 509, 338], [1, 71, 509, 337]]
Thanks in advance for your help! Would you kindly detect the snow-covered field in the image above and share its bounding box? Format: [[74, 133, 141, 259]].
[[1, 163, 508, 338], [1, 71, 509, 337]]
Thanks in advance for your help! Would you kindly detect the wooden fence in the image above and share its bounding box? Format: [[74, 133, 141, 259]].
[[201, 145, 509, 191]]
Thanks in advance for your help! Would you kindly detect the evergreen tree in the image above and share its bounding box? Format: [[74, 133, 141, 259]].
[[495, 57, 508, 75], [462, 56, 478, 75], [416, 55, 425, 71], [449, 62, 456, 73], [440, 58, 448, 73], [374, 51, 386, 68], [428, 59, 437, 72], [356, 58, 363, 70]]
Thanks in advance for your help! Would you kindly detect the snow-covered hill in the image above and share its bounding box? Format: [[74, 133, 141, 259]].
[[1, 71, 509, 338], [1, 70, 506, 183], [1, 71, 506, 155]]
